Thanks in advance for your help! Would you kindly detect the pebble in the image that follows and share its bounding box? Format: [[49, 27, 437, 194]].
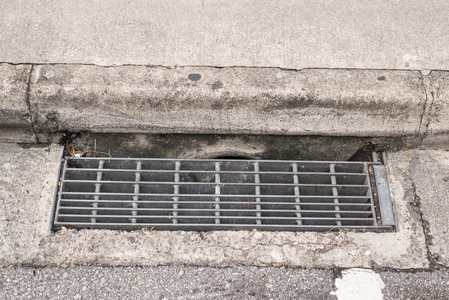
[[182, 234, 190, 243], [44, 71, 55, 79]]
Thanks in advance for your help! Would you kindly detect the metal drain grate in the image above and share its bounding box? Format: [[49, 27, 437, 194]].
[[51, 157, 396, 231]]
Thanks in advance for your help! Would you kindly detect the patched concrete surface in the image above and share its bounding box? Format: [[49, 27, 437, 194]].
[[0, 266, 336, 300], [332, 268, 385, 300], [423, 71, 449, 149], [0, 144, 429, 268], [1, 1, 449, 70], [29, 65, 426, 139], [407, 151, 449, 266], [0, 64, 35, 143]]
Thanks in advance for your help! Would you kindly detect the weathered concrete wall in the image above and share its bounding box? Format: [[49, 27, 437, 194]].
[[28, 65, 426, 141], [3, 64, 446, 151]]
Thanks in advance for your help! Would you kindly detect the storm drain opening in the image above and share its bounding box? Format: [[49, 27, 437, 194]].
[[51, 157, 396, 231]]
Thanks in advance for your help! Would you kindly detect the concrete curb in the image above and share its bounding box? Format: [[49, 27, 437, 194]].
[[422, 71, 449, 148], [0, 64, 36, 143], [28, 65, 426, 139], [1, 63, 446, 148]]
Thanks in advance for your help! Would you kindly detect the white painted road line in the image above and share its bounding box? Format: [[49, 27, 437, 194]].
[[331, 268, 385, 300]]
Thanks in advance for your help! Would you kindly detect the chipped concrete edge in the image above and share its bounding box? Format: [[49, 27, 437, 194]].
[[422, 70, 449, 149], [418, 71, 435, 135], [0, 63, 442, 146]]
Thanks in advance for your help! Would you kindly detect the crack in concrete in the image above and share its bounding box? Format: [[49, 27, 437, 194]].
[[407, 168, 446, 270], [2, 61, 448, 72], [418, 71, 436, 136], [24, 64, 40, 143]]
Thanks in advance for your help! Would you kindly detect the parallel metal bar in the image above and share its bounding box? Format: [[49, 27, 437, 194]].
[[59, 200, 372, 206], [253, 162, 262, 225], [60, 192, 372, 199], [330, 164, 342, 227], [65, 157, 367, 164], [54, 223, 390, 230], [131, 161, 142, 224], [172, 161, 181, 224], [63, 180, 369, 188], [65, 169, 366, 176], [91, 160, 104, 224], [292, 163, 303, 225], [214, 162, 221, 225], [58, 214, 375, 221], [59, 207, 374, 214]]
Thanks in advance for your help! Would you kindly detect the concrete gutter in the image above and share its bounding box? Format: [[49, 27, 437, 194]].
[[0, 144, 430, 269], [0, 63, 447, 148]]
